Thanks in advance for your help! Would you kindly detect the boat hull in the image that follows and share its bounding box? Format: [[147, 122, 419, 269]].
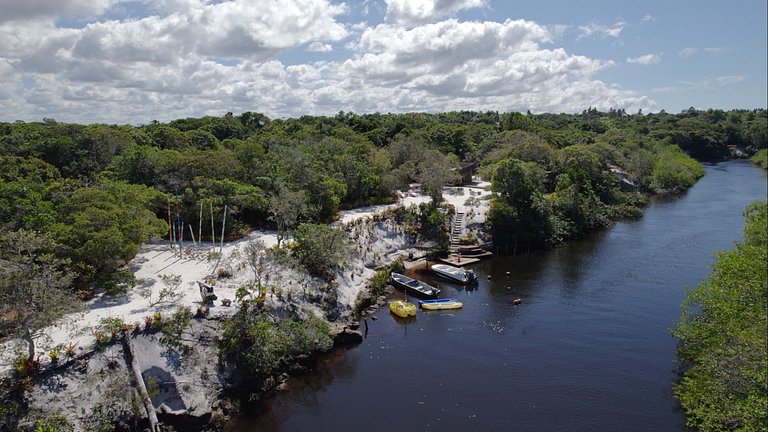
[[421, 301, 463, 310], [431, 264, 477, 284], [391, 273, 440, 298]]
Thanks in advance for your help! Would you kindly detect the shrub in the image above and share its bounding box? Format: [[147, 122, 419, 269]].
[[650, 145, 704, 193], [140, 274, 182, 306], [216, 267, 233, 279], [33, 414, 73, 432], [48, 347, 60, 364], [220, 307, 334, 375], [99, 317, 124, 339], [158, 306, 193, 355], [63, 342, 78, 359], [751, 148, 767, 169], [99, 268, 139, 296]]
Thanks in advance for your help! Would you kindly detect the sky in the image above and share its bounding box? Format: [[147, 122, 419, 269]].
[[0, 0, 765, 124]]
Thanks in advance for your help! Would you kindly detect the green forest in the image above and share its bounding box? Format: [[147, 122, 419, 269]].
[[674, 201, 767, 431], [1, 108, 765, 289], [0, 108, 766, 431]]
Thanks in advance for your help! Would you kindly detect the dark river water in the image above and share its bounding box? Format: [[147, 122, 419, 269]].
[[228, 160, 766, 432]]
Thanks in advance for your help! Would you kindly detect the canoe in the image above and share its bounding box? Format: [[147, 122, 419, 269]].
[[391, 272, 440, 298], [417, 298, 456, 306], [389, 300, 416, 317], [431, 264, 478, 284], [420, 300, 463, 310]]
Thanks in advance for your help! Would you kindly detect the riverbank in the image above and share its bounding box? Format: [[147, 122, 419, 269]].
[[5, 183, 492, 430], [225, 160, 768, 432]]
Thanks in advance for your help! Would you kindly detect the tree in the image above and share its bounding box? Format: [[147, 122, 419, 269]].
[[240, 239, 270, 303], [50, 180, 167, 282], [268, 183, 308, 248], [291, 223, 352, 278], [488, 159, 552, 252], [419, 149, 460, 206], [0, 230, 80, 360], [147, 125, 190, 150]]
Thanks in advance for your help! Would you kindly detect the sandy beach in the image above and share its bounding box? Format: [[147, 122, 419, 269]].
[[1, 183, 491, 368]]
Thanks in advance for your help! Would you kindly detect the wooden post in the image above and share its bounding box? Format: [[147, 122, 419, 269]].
[[210, 201, 215, 251], [198, 202, 203, 249], [220, 204, 228, 253], [189, 224, 197, 249], [167, 202, 173, 250], [178, 210, 183, 257]]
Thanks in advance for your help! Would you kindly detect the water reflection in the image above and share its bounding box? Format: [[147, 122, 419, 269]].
[[230, 161, 766, 432]]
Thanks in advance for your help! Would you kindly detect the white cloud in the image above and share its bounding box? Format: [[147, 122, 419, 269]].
[[0, 4, 658, 123], [547, 24, 570, 39], [307, 42, 333, 52], [0, 0, 117, 23], [641, 14, 654, 22], [386, 0, 487, 26], [655, 75, 746, 94], [577, 20, 625, 39], [2, 0, 349, 67], [652, 86, 679, 93], [627, 53, 661, 65], [714, 75, 745, 86], [703, 47, 726, 54], [678, 47, 727, 58]]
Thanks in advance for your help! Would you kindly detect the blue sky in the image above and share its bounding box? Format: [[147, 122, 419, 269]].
[[0, 0, 764, 124]]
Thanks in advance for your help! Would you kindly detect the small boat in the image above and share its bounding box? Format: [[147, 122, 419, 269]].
[[431, 264, 478, 284], [391, 273, 440, 298], [419, 298, 463, 310], [389, 300, 416, 318]]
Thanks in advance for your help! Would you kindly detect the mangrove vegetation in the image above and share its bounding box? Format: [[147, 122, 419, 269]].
[[674, 201, 768, 431]]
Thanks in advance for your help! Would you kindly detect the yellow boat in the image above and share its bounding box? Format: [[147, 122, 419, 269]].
[[389, 300, 417, 318], [420, 300, 463, 310]]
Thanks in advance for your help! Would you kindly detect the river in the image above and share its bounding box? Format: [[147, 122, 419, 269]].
[[228, 160, 767, 432]]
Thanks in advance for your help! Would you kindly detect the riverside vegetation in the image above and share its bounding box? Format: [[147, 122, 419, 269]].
[[674, 201, 767, 431], [0, 108, 766, 430]]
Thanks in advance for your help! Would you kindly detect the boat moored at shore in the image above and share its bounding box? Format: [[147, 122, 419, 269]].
[[389, 300, 417, 317], [391, 272, 440, 298], [418, 298, 463, 310], [431, 263, 478, 284]]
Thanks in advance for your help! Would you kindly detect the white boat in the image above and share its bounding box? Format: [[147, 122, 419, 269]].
[[391, 273, 440, 298], [431, 264, 478, 284]]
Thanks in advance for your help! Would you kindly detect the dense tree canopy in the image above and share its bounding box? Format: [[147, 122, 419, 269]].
[[0, 108, 763, 285], [674, 202, 767, 431]]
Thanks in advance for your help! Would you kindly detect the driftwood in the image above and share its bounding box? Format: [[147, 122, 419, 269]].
[[156, 402, 188, 416], [122, 331, 160, 432]]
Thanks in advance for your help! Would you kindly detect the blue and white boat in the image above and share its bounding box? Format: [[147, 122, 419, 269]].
[[418, 298, 463, 310]]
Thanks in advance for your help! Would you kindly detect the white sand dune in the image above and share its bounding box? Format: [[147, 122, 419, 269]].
[[2, 183, 491, 367]]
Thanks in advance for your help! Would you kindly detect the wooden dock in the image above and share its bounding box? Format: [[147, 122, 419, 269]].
[[438, 255, 481, 267]]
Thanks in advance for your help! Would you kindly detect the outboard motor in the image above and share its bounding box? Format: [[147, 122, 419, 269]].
[[466, 269, 478, 283]]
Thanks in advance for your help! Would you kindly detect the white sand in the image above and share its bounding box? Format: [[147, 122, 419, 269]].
[[1, 183, 492, 367]]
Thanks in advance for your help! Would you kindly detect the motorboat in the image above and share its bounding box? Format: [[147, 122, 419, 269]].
[[419, 298, 463, 310], [390, 272, 440, 298], [431, 264, 478, 284], [389, 300, 416, 318]]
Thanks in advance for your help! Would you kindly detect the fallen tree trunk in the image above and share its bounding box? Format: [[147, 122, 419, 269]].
[[122, 331, 160, 432]]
